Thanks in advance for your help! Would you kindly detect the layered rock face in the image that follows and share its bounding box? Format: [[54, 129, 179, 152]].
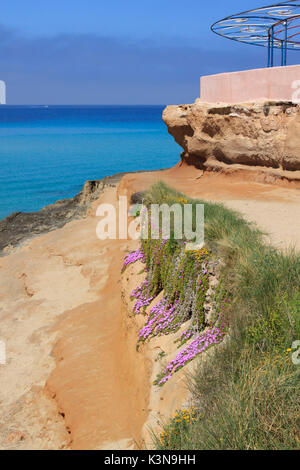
[[163, 100, 300, 180]]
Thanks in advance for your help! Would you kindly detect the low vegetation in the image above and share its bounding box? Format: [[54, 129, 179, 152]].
[[123, 182, 300, 450]]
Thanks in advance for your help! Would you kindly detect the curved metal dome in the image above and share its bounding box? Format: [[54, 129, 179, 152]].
[[211, 1, 300, 66]]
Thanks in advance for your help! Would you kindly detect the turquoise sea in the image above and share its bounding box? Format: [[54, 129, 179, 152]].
[[0, 105, 180, 219]]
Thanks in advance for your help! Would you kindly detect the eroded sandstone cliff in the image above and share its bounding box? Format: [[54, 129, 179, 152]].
[[163, 100, 300, 182], [0, 174, 125, 254]]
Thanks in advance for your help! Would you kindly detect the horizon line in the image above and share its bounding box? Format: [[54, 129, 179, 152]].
[[0, 103, 168, 107]]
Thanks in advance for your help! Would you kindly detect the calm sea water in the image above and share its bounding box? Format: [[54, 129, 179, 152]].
[[0, 105, 180, 219]]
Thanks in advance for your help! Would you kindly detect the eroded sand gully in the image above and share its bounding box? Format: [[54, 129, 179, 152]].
[[0, 167, 299, 450], [0, 187, 149, 449]]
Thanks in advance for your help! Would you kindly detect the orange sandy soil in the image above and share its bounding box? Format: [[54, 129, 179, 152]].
[[0, 165, 299, 450], [119, 164, 300, 251]]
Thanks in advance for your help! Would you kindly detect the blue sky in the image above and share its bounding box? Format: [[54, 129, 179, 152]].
[[1, 0, 299, 104]]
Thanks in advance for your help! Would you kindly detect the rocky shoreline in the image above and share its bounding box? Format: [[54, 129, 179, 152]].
[[0, 170, 167, 255], [0, 173, 125, 255]]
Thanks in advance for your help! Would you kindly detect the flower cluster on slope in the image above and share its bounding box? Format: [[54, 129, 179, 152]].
[[129, 238, 211, 345], [130, 280, 155, 315], [154, 324, 226, 386], [190, 247, 209, 263], [159, 408, 199, 449]]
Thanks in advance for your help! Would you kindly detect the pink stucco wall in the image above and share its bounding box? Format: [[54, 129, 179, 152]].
[[200, 65, 300, 103]]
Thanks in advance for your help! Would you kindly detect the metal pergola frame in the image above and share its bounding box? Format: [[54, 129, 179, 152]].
[[211, 1, 300, 67]]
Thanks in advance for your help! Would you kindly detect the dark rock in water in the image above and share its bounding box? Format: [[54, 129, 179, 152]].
[[0, 173, 125, 255]]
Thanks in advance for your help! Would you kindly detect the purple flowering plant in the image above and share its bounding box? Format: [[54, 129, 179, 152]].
[[121, 208, 228, 385]]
